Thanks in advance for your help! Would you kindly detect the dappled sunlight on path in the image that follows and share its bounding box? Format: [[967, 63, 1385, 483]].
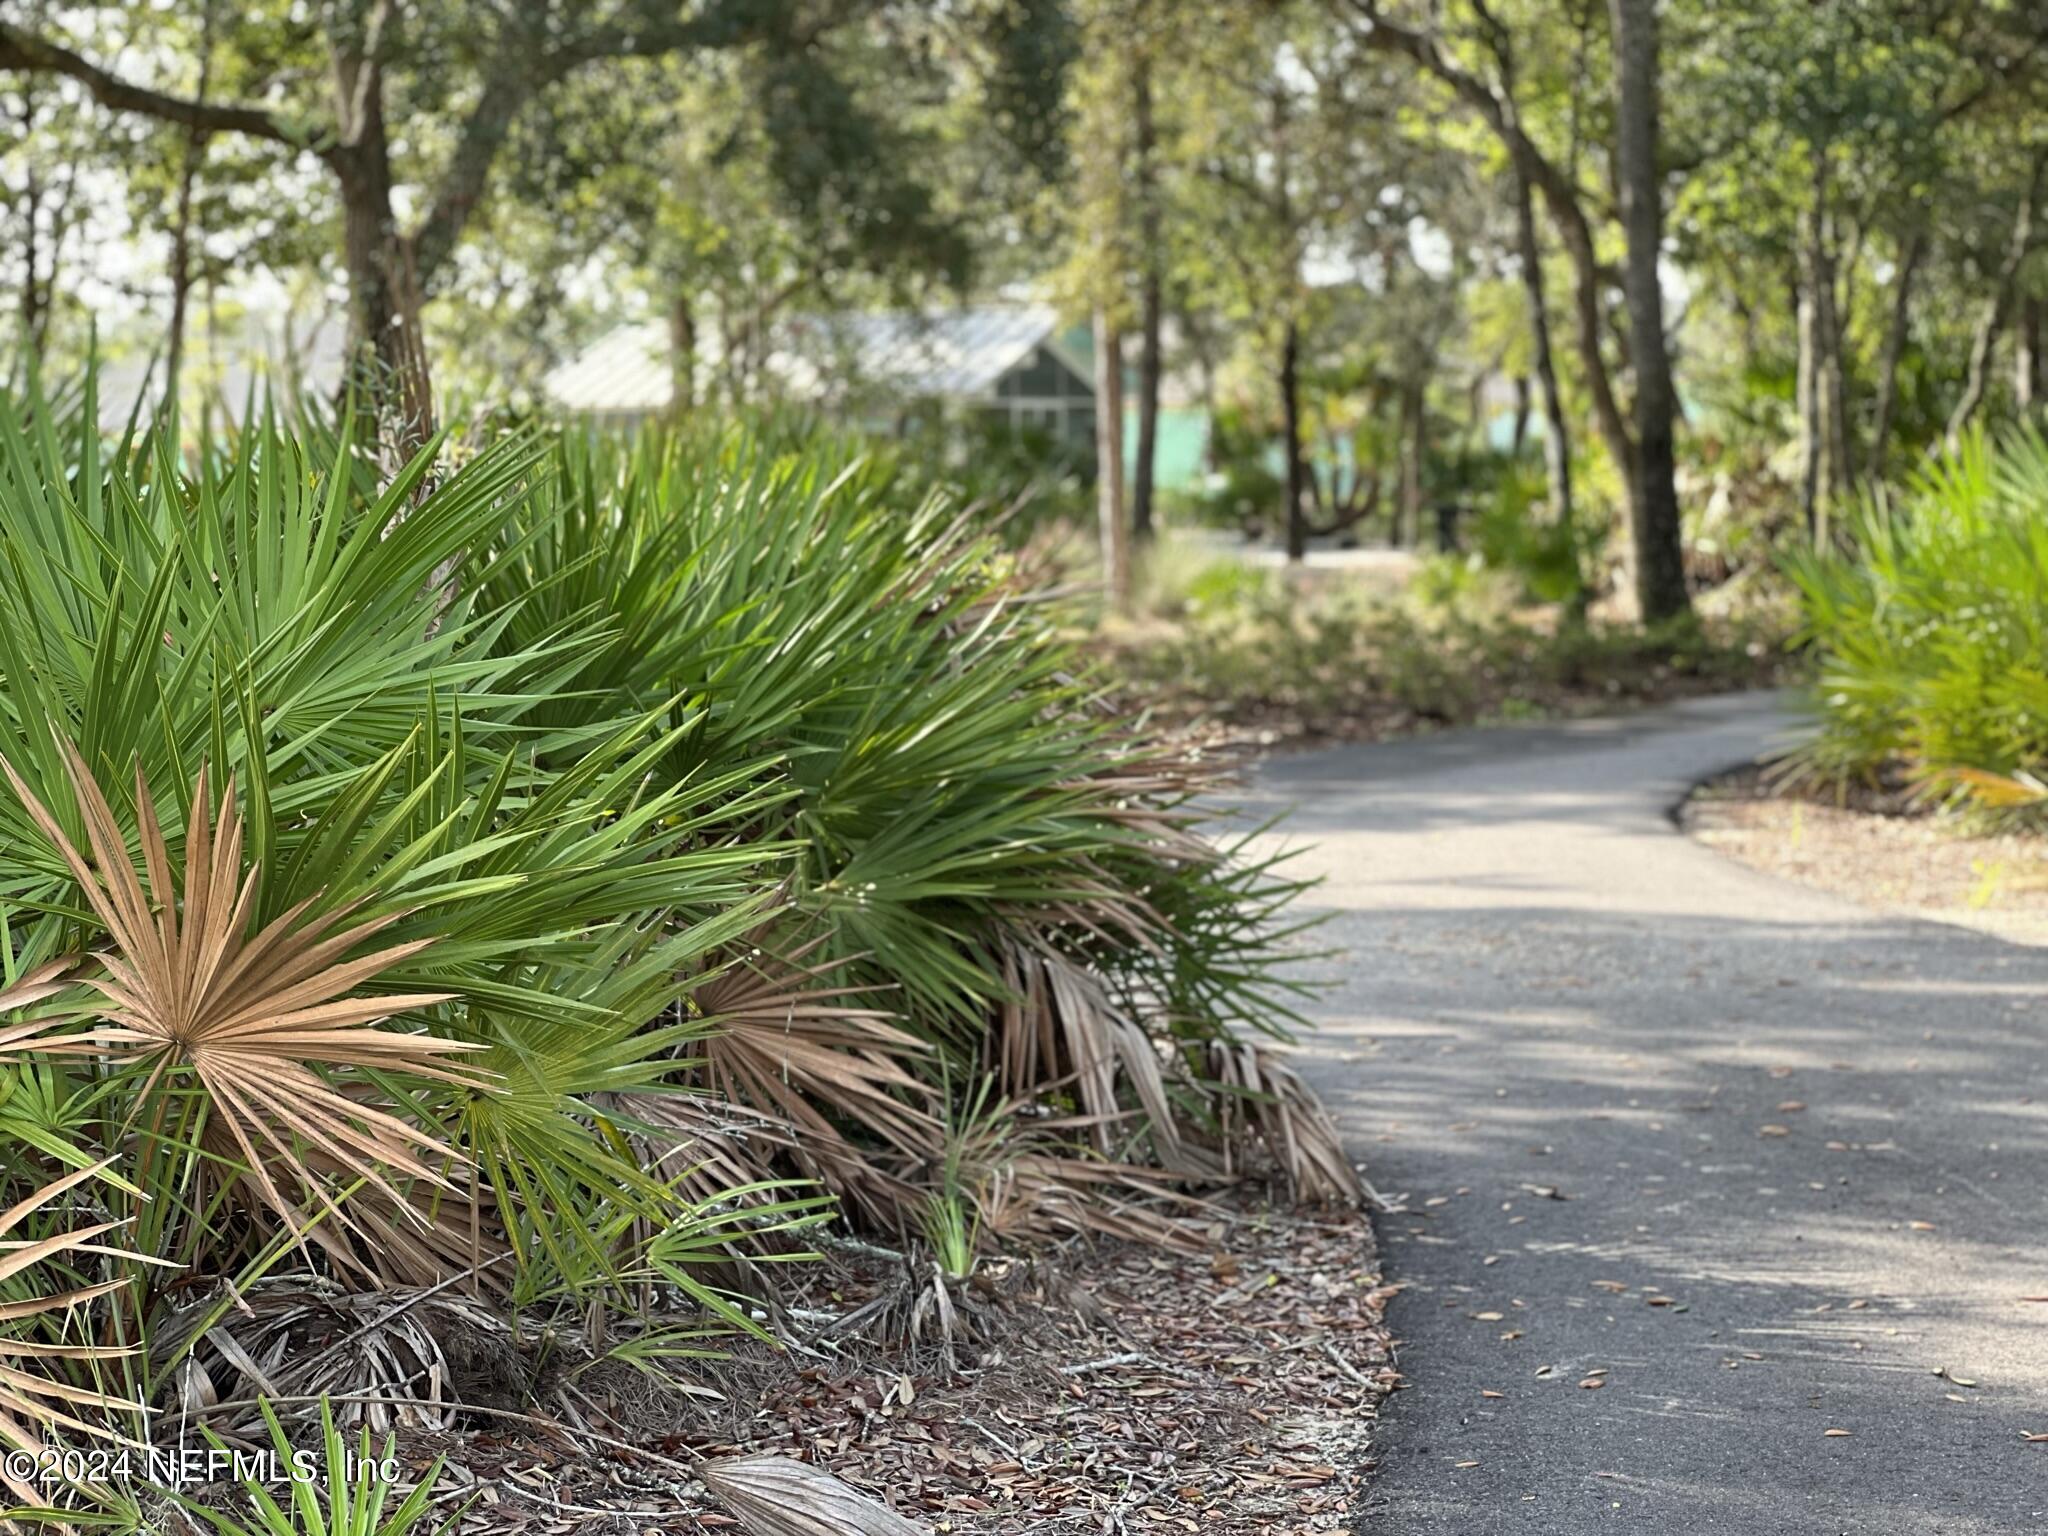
[[1256, 693, 2048, 1534]]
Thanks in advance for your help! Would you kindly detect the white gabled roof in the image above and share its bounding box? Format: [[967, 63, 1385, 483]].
[[543, 304, 1077, 416], [541, 322, 675, 416]]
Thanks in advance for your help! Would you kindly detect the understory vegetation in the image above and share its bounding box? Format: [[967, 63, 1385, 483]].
[[1787, 427, 2048, 819], [1110, 551, 1791, 744], [0, 376, 1350, 1526]]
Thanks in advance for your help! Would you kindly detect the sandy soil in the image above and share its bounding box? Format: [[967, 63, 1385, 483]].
[[1681, 765, 2048, 946]]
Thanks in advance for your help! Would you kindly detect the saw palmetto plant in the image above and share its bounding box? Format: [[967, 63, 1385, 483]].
[[1784, 423, 2048, 815], [464, 426, 1346, 1219], [0, 378, 1341, 1518]]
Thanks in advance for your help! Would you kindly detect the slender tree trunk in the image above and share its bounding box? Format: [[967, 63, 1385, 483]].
[[1867, 230, 1924, 483], [1094, 307, 1131, 607], [1353, 9, 1635, 510], [1949, 147, 2048, 448], [1397, 375, 1425, 548], [2017, 296, 2042, 410], [1279, 318, 1307, 562], [1607, 0, 1690, 622], [1806, 151, 1850, 522], [166, 155, 203, 398], [1511, 156, 1577, 563], [1796, 261, 1822, 536], [19, 165, 40, 350], [1131, 57, 1162, 545], [1510, 374, 1531, 456], [668, 290, 696, 415]]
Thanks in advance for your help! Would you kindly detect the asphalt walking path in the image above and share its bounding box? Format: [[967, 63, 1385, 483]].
[[1243, 691, 2048, 1534]]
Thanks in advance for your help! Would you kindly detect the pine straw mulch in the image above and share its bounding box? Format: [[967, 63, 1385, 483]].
[[1682, 762, 2048, 946], [281, 1200, 1393, 1536]]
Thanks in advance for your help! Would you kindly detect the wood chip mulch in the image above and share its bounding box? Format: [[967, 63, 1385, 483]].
[[383, 1202, 1395, 1534]]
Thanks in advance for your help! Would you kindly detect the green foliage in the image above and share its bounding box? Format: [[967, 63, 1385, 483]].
[[1123, 555, 1782, 736], [165, 1400, 453, 1536], [467, 422, 1307, 1045], [1458, 456, 1598, 604], [0, 375, 1328, 1482], [1785, 427, 2048, 808]]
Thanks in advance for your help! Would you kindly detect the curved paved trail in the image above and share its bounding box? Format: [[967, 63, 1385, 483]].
[[1245, 692, 2048, 1534]]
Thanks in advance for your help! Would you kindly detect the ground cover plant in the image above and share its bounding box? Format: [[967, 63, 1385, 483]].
[[0, 376, 1354, 1529]]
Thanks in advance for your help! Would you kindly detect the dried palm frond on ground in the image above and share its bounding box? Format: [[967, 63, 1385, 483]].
[[697, 1457, 931, 1536], [153, 1282, 526, 1435]]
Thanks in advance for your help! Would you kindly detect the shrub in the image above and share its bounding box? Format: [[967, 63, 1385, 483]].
[[1117, 553, 1781, 739], [1784, 426, 2048, 809], [0, 374, 1345, 1503]]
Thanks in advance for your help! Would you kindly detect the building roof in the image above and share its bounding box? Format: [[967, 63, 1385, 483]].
[[542, 323, 677, 416], [543, 304, 1083, 417], [91, 314, 350, 433]]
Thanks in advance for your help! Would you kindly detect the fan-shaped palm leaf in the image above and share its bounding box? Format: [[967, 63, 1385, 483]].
[[0, 744, 484, 1240]]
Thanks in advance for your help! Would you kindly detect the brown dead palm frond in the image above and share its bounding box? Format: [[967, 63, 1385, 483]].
[[616, 1093, 804, 1212], [155, 1280, 522, 1436], [0, 745, 486, 1240], [244, 1133, 512, 1296], [1204, 1039, 1363, 1206], [685, 941, 937, 1220], [994, 945, 1225, 1182], [981, 1145, 1207, 1252], [0, 956, 80, 1015], [697, 1456, 931, 1536], [0, 1163, 145, 1501]]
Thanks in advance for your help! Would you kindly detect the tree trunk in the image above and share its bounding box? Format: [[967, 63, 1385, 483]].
[[1350, 12, 1636, 508], [19, 164, 41, 350], [2017, 295, 2042, 410], [668, 289, 696, 415], [1796, 261, 1822, 537], [166, 157, 202, 399], [1802, 149, 1850, 525], [1511, 157, 1577, 564], [1607, 0, 1691, 622], [1510, 374, 1531, 456], [1131, 57, 1162, 545], [1398, 375, 1425, 548], [1949, 147, 2048, 448], [1094, 307, 1131, 608], [332, 42, 433, 462], [1867, 230, 1924, 483], [1279, 318, 1308, 562], [165, 0, 219, 400]]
